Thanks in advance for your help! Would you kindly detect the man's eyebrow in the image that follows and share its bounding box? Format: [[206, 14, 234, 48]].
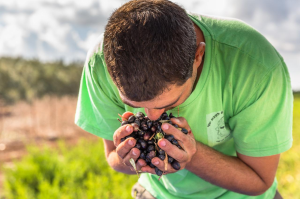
[[122, 95, 181, 110]]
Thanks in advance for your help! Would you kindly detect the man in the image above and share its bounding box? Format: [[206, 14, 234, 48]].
[[75, 0, 293, 198]]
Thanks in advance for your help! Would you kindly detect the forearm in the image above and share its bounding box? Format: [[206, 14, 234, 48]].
[[185, 142, 270, 196], [106, 149, 137, 175]]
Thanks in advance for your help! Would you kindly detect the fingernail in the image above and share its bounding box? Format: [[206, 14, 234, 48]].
[[128, 139, 133, 146], [132, 150, 136, 155], [160, 140, 166, 147], [153, 161, 159, 165], [162, 123, 169, 130], [126, 125, 132, 132]]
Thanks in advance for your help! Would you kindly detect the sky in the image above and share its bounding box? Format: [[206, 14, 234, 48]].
[[0, 0, 299, 90]]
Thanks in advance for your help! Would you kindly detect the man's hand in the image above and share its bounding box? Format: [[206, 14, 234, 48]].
[[113, 124, 148, 172], [141, 117, 197, 174]]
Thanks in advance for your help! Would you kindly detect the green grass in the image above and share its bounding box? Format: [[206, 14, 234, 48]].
[[2, 140, 138, 199], [276, 93, 300, 199]]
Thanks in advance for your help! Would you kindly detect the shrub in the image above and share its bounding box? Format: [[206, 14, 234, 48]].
[[2, 139, 138, 199], [0, 57, 83, 104]]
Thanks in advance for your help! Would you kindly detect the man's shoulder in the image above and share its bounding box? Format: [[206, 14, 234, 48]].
[[189, 12, 281, 70], [189, 12, 263, 43], [85, 33, 105, 66]]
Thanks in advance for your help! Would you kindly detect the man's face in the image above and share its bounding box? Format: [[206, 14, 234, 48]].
[[118, 41, 205, 120], [119, 70, 197, 120]]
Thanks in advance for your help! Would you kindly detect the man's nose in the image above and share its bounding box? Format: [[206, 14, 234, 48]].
[[144, 108, 165, 120]]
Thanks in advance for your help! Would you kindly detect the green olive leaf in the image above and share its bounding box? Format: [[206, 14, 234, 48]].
[[129, 158, 140, 178], [155, 132, 164, 140]]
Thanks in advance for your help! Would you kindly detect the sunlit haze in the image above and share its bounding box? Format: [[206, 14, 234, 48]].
[[0, 0, 299, 90]]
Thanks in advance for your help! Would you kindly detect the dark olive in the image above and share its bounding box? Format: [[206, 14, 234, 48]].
[[131, 123, 139, 132], [128, 115, 136, 123], [158, 149, 165, 155], [155, 167, 163, 176], [165, 135, 174, 142], [143, 131, 152, 141], [147, 145, 155, 152], [139, 152, 146, 160], [147, 140, 154, 145], [147, 151, 156, 159], [146, 157, 151, 163], [149, 163, 156, 168], [171, 161, 181, 170], [136, 112, 145, 118], [140, 140, 147, 150], [135, 143, 141, 150], [151, 126, 156, 132], [169, 113, 175, 118], [138, 130, 145, 136], [134, 119, 141, 126], [171, 139, 178, 145], [181, 128, 188, 134], [162, 112, 168, 118], [147, 120, 153, 129], [162, 116, 170, 120], [158, 155, 165, 160]]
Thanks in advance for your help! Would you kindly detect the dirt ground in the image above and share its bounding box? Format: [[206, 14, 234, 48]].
[[0, 96, 98, 194]]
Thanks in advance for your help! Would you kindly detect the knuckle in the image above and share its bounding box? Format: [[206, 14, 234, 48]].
[[113, 138, 118, 147], [176, 151, 185, 162], [190, 144, 197, 155], [180, 135, 188, 143], [176, 117, 185, 123], [116, 147, 125, 159]]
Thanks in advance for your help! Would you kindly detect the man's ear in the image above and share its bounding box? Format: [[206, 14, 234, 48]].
[[194, 42, 206, 67]]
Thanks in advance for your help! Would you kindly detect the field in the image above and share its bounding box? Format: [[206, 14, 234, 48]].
[[276, 92, 300, 198], [0, 94, 299, 199]]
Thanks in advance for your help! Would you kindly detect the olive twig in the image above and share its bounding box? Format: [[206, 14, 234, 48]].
[[159, 120, 170, 123], [118, 113, 127, 121], [164, 152, 168, 171], [158, 174, 163, 181], [149, 132, 156, 140]]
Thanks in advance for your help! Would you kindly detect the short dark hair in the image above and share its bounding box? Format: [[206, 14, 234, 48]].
[[104, 0, 197, 101]]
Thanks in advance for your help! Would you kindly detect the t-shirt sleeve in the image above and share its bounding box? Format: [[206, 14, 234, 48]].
[[75, 51, 125, 141], [228, 60, 293, 157]]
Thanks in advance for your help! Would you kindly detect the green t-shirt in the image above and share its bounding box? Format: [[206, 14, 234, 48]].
[[75, 12, 293, 199]]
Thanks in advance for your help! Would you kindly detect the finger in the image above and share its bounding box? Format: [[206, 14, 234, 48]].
[[140, 165, 156, 174], [151, 157, 176, 174], [113, 124, 133, 147], [116, 137, 136, 159], [157, 138, 188, 163], [171, 117, 191, 133], [161, 123, 189, 144], [122, 147, 140, 167], [136, 159, 147, 171]]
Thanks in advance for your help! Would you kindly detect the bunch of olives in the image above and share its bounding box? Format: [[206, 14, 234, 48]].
[[119, 111, 188, 176]]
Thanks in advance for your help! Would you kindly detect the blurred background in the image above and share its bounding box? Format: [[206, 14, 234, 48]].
[[0, 0, 299, 198]]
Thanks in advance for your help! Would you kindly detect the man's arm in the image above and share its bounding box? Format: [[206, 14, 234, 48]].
[[186, 143, 280, 196], [141, 117, 280, 196]]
